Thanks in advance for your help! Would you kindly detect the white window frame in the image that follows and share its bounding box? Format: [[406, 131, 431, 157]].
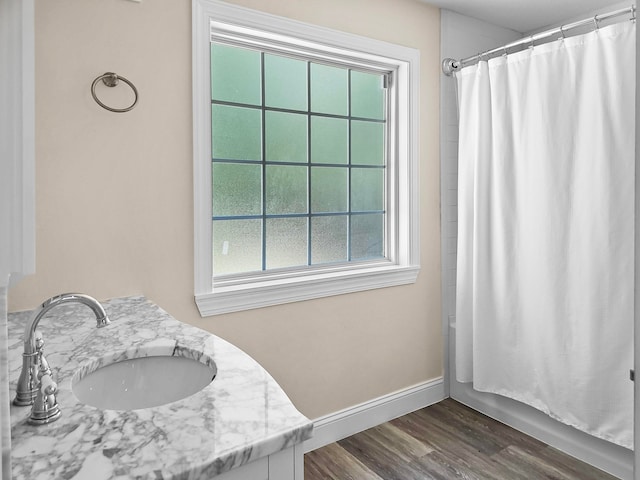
[[193, 0, 420, 316]]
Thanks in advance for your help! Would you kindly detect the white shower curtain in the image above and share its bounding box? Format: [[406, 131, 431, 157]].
[[455, 21, 635, 448]]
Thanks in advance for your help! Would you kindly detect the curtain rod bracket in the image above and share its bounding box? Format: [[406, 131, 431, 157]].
[[442, 58, 461, 76]]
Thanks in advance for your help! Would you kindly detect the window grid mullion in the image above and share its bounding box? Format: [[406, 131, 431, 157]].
[[210, 98, 385, 124], [260, 52, 267, 272], [213, 210, 384, 222], [214, 213, 312, 221], [306, 61, 312, 267], [212, 158, 385, 169], [347, 69, 353, 262]]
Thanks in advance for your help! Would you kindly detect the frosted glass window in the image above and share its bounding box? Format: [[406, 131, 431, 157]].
[[311, 216, 348, 264], [212, 104, 261, 161], [351, 121, 384, 166], [209, 42, 390, 277], [351, 214, 384, 260], [311, 117, 348, 165], [266, 218, 308, 269], [310, 63, 348, 115], [311, 167, 348, 213], [266, 165, 308, 214], [351, 71, 385, 120], [212, 163, 262, 216], [264, 54, 308, 111], [266, 111, 308, 163], [211, 44, 261, 105], [213, 219, 262, 275], [351, 168, 384, 212]]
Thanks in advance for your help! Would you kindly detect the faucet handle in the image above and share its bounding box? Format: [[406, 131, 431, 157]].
[[39, 372, 56, 396], [34, 330, 52, 378], [34, 330, 44, 349], [28, 373, 61, 425]]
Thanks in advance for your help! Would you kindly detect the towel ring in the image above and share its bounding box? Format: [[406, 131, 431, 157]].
[[91, 72, 138, 113]]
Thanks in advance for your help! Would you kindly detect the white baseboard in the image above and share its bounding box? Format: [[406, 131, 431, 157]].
[[303, 377, 445, 453], [301, 376, 631, 480]]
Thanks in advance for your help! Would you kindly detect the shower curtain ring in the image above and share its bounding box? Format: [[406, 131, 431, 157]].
[[593, 15, 600, 30], [528, 35, 534, 49], [559, 25, 566, 40]]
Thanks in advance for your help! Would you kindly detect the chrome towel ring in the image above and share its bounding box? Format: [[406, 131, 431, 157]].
[[91, 72, 138, 113]]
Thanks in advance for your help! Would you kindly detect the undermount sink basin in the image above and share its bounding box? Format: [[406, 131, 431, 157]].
[[72, 349, 217, 410]]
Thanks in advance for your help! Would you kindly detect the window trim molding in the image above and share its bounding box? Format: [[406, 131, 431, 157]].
[[193, 0, 420, 316]]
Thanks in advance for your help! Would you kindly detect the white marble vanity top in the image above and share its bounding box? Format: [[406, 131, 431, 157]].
[[8, 296, 313, 479]]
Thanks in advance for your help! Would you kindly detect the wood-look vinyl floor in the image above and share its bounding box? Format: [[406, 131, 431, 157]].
[[304, 398, 618, 480]]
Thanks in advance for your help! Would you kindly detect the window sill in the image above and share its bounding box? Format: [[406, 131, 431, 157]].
[[195, 263, 420, 316]]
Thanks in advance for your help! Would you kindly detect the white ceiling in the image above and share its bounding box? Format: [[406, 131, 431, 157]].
[[423, 0, 631, 32]]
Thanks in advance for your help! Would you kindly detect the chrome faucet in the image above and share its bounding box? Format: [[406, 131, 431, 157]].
[[13, 293, 110, 424]]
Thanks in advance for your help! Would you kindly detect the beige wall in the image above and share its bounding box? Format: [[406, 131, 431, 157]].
[[9, 0, 441, 419]]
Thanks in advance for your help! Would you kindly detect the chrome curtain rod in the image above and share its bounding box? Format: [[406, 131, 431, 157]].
[[442, 5, 636, 76]]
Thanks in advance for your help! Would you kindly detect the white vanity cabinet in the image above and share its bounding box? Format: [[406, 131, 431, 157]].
[[215, 445, 305, 480]]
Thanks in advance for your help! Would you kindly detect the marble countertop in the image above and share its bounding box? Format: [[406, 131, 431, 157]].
[[8, 296, 313, 479]]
